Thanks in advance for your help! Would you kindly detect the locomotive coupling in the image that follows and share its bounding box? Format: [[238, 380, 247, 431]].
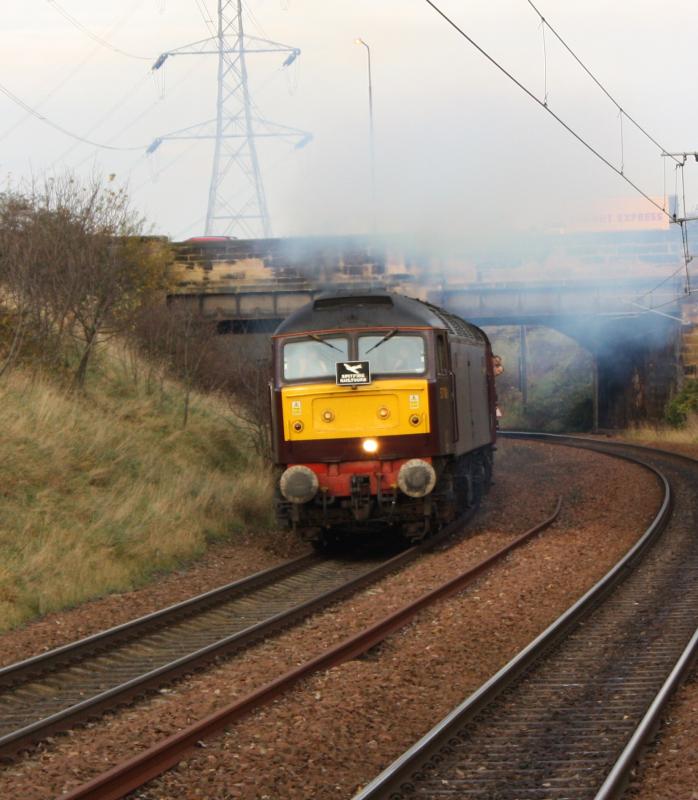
[[279, 465, 319, 504], [397, 459, 437, 498]]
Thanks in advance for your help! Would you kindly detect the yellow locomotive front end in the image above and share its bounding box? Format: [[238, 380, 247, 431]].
[[281, 378, 430, 443], [272, 319, 443, 544]]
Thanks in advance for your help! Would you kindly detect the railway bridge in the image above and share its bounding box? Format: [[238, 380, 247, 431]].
[[167, 234, 692, 428]]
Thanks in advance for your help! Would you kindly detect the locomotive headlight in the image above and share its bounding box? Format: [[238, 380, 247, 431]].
[[397, 459, 437, 498], [362, 438, 379, 454], [279, 465, 319, 504]]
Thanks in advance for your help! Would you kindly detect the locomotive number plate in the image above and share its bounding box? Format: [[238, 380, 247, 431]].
[[336, 361, 371, 386]]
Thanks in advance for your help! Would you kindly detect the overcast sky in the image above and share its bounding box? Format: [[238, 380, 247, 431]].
[[1, 0, 697, 242]]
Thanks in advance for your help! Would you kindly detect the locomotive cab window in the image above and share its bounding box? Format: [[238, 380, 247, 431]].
[[436, 333, 450, 374], [358, 334, 425, 375], [283, 337, 349, 380]]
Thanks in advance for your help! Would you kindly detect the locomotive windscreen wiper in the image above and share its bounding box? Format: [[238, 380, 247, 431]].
[[365, 329, 398, 354], [308, 333, 343, 352]]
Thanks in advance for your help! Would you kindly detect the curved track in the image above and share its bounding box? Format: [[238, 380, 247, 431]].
[[0, 546, 420, 758], [59, 499, 562, 800], [355, 434, 698, 800]]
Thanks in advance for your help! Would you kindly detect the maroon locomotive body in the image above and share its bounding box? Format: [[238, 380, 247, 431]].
[[270, 291, 497, 548]]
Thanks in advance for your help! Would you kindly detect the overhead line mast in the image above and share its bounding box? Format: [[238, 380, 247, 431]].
[[151, 0, 310, 238]]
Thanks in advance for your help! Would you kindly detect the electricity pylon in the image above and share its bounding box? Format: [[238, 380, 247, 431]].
[[149, 0, 311, 238]]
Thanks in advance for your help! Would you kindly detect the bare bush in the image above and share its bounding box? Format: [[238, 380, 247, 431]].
[[0, 193, 36, 376], [0, 175, 169, 386], [131, 302, 219, 427], [207, 334, 273, 458], [131, 306, 272, 451]]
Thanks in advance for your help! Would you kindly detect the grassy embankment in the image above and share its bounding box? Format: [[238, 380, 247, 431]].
[[622, 382, 698, 447], [622, 417, 698, 446], [0, 346, 274, 632]]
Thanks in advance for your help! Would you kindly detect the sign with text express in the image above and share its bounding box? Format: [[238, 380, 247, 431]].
[[336, 361, 371, 386]]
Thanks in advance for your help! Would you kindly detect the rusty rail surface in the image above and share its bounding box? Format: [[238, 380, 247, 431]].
[[60, 500, 562, 800]]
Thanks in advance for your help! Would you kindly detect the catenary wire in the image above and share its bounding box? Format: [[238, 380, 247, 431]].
[[530, 0, 696, 311], [638, 161, 695, 302], [528, 0, 694, 292], [539, 18, 548, 106], [423, 0, 693, 303], [525, 0, 682, 166], [422, 0, 672, 219], [634, 287, 697, 314], [619, 110, 625, 174], [634, 264, 688, 303]]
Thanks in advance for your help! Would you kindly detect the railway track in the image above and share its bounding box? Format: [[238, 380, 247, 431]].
[[56, 496, 562, 800], [354, 434, 698, 800], [0, 542, 435, 758], [4, 436, 683, 800]]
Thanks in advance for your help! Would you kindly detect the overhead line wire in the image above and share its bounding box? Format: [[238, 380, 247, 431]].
[[61, 43, 210, 172], [634, 264, 687, 303], [45, 0, 152, 61], [423, 0, 694, 304], [524, 0, 682, 167], [422, 0, 672, 220], [634, 288, 698, 314], [0, 80, 147, 151], [527, 0, 694, 300], [1, 0, 148, 144], [193, 0, 217, 36], [51, 69, 154, 168], [631, 161, 695, 304]]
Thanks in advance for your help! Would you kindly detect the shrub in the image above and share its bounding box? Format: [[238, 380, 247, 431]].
[[664, 380, 698, 427], [0, 176, 169, 386]]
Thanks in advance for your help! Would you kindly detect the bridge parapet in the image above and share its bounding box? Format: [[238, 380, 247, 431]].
[[167, 235, 686, 326], [429, 279, 683, 326]]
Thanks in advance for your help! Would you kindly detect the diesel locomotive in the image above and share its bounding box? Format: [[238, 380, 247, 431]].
[[270, 291, 497, 547]]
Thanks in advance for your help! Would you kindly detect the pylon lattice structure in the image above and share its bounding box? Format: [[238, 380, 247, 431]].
[[150, 0, 310, 238]]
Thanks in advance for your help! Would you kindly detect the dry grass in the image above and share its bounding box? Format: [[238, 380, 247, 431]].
[[622, 414, 698, 445], [0, 348, 274, 631]]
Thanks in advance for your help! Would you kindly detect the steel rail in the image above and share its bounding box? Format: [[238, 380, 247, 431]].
[[510, 433, 698, 800], [595, 624, 698, 799], [0, 504, 480, 758], [0, 553, 318, 688], [0, 551, 402, 757], [60, 500, 562, 800], [507, 432, 698, 800], [353, 435, 673, 799]]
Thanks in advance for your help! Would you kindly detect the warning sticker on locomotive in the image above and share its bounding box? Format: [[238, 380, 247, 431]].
[[336, 361, 371, 386], [409, 394, 420, 409], [291, 400, 302, 416]]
